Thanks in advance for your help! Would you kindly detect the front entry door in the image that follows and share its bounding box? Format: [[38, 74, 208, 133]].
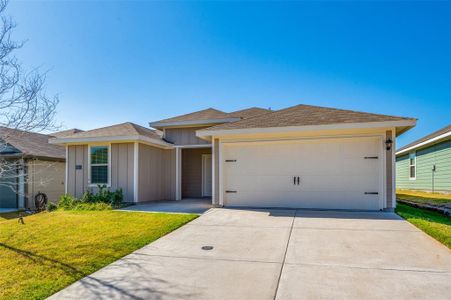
[[202, 154, 212, 197]]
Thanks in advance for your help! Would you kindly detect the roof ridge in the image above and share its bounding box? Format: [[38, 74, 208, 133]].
[[200, 103, 415, 132], [207, 108, 276, 131], [129, 122, 157, 133], [294, 104, 417, 120]]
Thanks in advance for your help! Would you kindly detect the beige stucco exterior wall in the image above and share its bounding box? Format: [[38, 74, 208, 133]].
[[138, 144, 176, 201], [164, 126, 211, 145], [26, 159, 65, 208], [67, 145, 88, 198]]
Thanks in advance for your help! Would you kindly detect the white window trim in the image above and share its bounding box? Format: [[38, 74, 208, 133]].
[[88, 144, 111, 187], [409, 152, 416, 180]]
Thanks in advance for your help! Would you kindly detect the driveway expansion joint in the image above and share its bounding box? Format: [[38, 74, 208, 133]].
[[273, 210, 296, 300], [293, 226, 418, 232], [129, 252, 283, 265], [283, 262, 451, 274]]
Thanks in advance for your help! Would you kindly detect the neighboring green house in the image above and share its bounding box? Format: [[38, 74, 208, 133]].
[[396, 125, 451, 193]]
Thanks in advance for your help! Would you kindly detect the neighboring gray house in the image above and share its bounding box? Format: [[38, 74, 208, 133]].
[[50, 104, 416, 210], [0, 127, 67, 209], [396, 125, 451, 193]]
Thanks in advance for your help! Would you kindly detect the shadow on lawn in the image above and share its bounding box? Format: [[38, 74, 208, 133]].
[[0, 243, 198, 299], [0, 242, 87, 278], [0, 211, 22, 220]]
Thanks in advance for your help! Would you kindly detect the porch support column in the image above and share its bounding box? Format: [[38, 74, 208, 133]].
[[133, 142, 139, 203], [212, 138, 221, 207], [17, 159, 25, 209], [175, 147, 182, 200], [385, 130, 394, 210]]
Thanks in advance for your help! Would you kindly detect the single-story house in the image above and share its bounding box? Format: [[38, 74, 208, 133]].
[[396, 125, 451, 193], [50, 104, 416, 210], [0, 127, 68, 209]]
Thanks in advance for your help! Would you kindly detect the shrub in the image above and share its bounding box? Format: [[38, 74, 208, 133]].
[[55, 187, 123, 211], [57, 194, 78, 210], [71, 202, 112, 211], [46, 202, 58, 212]]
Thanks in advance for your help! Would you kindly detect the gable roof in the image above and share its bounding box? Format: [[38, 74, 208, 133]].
[[58, 122, 162, 139], [227, 107, 272, 119], [50, 128, 84, 138], [199, 104, 415, 134], [157, 108, 229, 123], [149, 107, 271, 128], [396, 124, 451, 155], [0, 127, 65, 160], [49, 122, 173, 149]]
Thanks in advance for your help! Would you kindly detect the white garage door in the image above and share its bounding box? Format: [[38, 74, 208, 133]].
[[222, 137, 383, 210]]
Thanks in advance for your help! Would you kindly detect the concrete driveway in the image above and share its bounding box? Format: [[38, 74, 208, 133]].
[[50, 208, 451, 300]]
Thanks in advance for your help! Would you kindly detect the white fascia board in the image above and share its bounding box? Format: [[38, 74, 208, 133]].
[[49, 135, 174, 149], [396, 130, 451, 156], [197, 120, 417, 138], [149, 118, 241, 128]]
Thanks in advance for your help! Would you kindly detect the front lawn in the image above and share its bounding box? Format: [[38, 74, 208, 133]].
[[396, 203, 450, 248], [0, 210, 197, 300], [396, 190, 451, 207]]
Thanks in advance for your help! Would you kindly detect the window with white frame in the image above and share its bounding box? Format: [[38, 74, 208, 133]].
[[90, 146, 109, 185], [409, 152, 416, 180]]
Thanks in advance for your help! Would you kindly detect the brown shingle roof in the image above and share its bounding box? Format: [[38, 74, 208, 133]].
[[0, 127, 65, 160], [227, 107, 272, 119], [203, 104, 415, 131], [61, 122, 163, 140], [50, 128, 84, 137], [397, 124, 451, 153], [152, 108, 230, 124]]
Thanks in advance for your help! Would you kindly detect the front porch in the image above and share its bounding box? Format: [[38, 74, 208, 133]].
[[175, 145, 213, 201]]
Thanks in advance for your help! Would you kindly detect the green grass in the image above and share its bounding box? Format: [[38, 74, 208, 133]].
[[397, 190, 451, 206], [396, 203, 450, 248], [0, 210, 197, 300]]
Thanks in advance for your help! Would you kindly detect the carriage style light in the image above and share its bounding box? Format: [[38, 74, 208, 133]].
[[385, 138, 393, 151]]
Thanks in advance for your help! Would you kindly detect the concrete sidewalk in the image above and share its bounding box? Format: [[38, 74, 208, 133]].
[[49, 208, 451, 300]]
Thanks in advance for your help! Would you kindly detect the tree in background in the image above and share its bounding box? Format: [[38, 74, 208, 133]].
[[0, 0, 59, 204]]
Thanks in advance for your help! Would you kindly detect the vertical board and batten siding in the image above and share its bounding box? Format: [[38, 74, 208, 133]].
[[111, 143, 134, 202], [67, 145, 88, 198], [182, 147, 212, 198], [396, 139, 451, 192], [67, 143, 135, 201], [138, 144, 176, 201], [164, 127, 210, 145]]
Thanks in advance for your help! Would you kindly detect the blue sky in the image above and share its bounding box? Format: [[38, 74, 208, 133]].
[[9, 1, 451, 148]]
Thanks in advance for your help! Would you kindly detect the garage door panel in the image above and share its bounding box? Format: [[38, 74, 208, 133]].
[[300, 175, 378, 192], [223, 137, 382, 210], [225, 191, 380, 210], [225, 175, 299, 193]]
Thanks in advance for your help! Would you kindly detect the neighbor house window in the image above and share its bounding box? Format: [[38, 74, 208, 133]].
[[409, 152, 416, 180], [90, 146, 109, 185]]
